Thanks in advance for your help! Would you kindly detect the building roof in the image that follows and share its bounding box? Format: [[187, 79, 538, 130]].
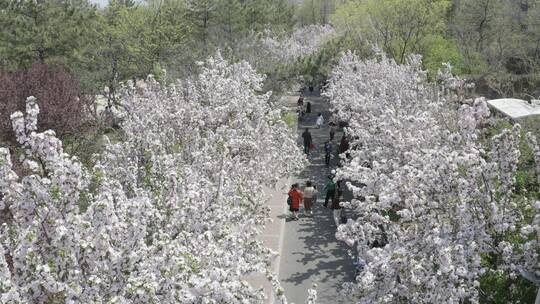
[[487, 98, 540, 119]]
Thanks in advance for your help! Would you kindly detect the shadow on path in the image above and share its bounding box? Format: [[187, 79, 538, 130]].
[[279, 92, 355, 304]]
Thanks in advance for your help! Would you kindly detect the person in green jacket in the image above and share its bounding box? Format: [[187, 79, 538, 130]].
[[323, 176, 336, 208]]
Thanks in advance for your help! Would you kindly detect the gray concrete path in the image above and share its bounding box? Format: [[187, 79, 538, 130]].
[[279, 92, 356, 304]]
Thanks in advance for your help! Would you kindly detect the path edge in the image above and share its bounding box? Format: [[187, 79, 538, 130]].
[[270, 177, 291, 304]]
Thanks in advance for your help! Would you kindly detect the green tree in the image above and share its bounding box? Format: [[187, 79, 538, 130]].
[[144, 0, 189, 69], [422, 35, 466, 78], [294, 35, 361, 89], [244, 0, 294, 30], [82, 0, 189, 98], [296, 0, 336, 25], [82, 0, 159, 103], [184, 0, 218, 54], [332, 0, 451, 64], [265, 0, 295, 31], [215, 0, 245, 46], [213, 0, 294, 48], [173, 0, 295, 72], [449, 0, 540, 97], [450, 0, 516, 76], [0, 0, 99, 72]]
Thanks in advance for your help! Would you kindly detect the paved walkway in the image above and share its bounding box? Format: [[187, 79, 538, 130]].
[[279, 92, 356, 304], [247, 178, 289, 303]]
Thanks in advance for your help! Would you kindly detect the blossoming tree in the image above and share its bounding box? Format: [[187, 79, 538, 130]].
[[259, 25, 337, 64], [324, 51, 540, 303], [236, 25, 336, 95], [0, 54, 304, 303]]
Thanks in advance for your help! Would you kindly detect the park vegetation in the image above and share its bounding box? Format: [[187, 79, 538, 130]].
[[299, 0, 540, 98], [2, 0, 540, 303]]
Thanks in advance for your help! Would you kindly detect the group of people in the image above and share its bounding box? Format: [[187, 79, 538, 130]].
[[287, 176, 345, 226], [290, 95, 351, 226], [287, 181, 316, 219], [302, 126, 350, 166]]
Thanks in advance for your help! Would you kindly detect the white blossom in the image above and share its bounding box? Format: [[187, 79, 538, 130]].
[[0, 54, 304, 303], [325, 51, 540, 303]]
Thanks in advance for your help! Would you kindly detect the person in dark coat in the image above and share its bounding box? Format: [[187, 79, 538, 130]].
[[297, 96, 305, 119], [306, 101, 311, 113], [324, 141, 332, 166], [339, 135, 349, 154], [302, 128, 312, 155], [297, 95, 304, 107], [329, 122, 336, 141]]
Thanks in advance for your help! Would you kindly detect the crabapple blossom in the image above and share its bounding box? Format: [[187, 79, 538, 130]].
[[437, 62, 475, 91], [324, 51, 540, 303], [305, 283, 317, 304], [259, 25, 336, 63], [235, 25, 336, 96], [0, 54, 304, 303]]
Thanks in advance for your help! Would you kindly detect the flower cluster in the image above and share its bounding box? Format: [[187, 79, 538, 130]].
[[325, 52, 540, 303], [0, 54, 304, 303], [232, 25, 336, 100], [437, 62, 475, 91], [237, 25, 335, 76], [259, 25, 336, 63]]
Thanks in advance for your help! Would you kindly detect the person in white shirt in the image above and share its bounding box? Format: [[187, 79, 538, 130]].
[[316, 113, 324, 128], [303, 181, 318, 216]]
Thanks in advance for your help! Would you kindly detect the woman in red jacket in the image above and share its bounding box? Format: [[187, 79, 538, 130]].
[[288, 183, 304, 220]]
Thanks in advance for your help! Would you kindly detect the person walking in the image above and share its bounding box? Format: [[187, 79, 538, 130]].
[[306, 101, 312, 113], [329, 122, 336, 141], [297, 96, 305, 120], [297, 95, 304, 107], [329, 114, 338, 126], [288, 183, 303, 220], [302, 128, 312, 155], [323, 141, 332, 166], [303, 181, 318, 216], [336, 135, 349, 167], [323, 176, 336, 208], [316, 113, 324, 129], [331, 190, 343, 227]]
